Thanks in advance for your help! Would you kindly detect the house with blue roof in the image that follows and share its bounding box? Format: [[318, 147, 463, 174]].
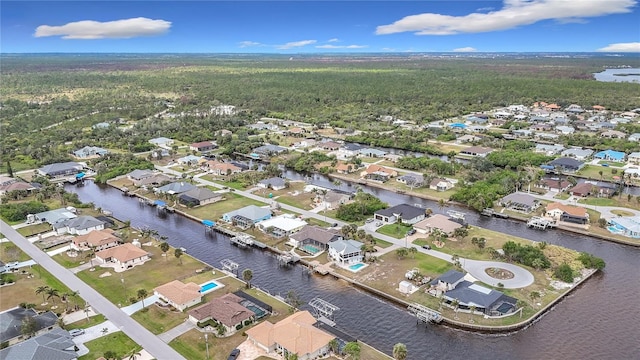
[[594, 149, 626, 162], [73, 146, 108, 159]]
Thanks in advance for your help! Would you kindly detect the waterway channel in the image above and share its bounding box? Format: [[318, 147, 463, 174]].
[[66, 180, 639, 359]]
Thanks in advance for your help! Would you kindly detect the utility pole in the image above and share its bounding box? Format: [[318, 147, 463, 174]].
[[205, 333, 210, 360]]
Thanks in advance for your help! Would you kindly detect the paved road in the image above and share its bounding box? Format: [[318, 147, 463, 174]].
[[0, 220, 186, 360]]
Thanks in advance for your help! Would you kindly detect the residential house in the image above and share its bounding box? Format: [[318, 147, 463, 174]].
[[534, 144, 565, 156], [202, 161, 242, 176], [0, 307, 59, 345], [251, 145, 288, 158], [601, 130, 626, 139], [358, 148, 387, 158], [258, 177, 287, 191], [429, 178, 455, 192], [257, 214, 307, 237], [328, 239, 363, 265], [92, 122, 110, 129], [154, 280, 202, 311], [318, 141, 341, 151], [37, 162, 83, 178], [555, 126, 575, 135], [134, 173, 173, 188], [222, 205, 272, 228], [54, 215, 105, 235], [285, 127, 307, 137], [177, 155, 202, 165], [178, 187, 222, 207], [545, 103, 561, 112], [545, 203, 589, 225], [539, 179, 572, 193], [535, 132, 560, 141], [397, 174, 425, 188], [334, 162, 356, 174], [155, 182, 196, 195], [126, 169, 154, 182], [0, 179, 36, 196], [188, 293, 254, 334], [608, 216, 640, 238], [628, 133, 640, 142], [384, 154, 403, 163], [594, 150, 626, 162], [565, 104, 584, 113], [248, 122, 279, 131], [34, 208, 77, 225], [374, 204, 425, 225], [246, 311, 334, 360], [72, 146, 108, 159], [627, 152, 640, 166], [288, 225, 342, 251], [360, 164, 397, 182], [70, 229, 120, 251], [429, 271, 517, 316], [499, 192, 540, 213], [560, 148, 594, 161], [148, 137, 174, 147], [95, 243, 150, 270], [0, 328, 77, 360], [569, 182, 612, 198], [334, 143, 363, 159], [547, 157, 585, 173], [189, 141, 217, 153], [413, 214, 462, 235], [211, 105, 236, 116], [511, 129, 533, 138], [316, 190, 353, 210], [459, 146, 493, 157], [217, 129, 233, 137], [456, 135, 481, 144], [293, 139, 317, 149]]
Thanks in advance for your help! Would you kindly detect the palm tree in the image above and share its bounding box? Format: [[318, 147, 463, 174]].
[[328, 339, 340, 354], [530, 291, 541, 308], [160, 241, 170, 261], [126, 349, 142, 360], [86, 245, 96, 268], [392, 343, 408, 360], [35, 285, 50, 305], [451, 298, 460, 319], [137, 289, 148, 307], [469, 305, 477, 323], [174, 248, 183, 265], [242, 269, 253, 289], [344, 342, 361, 360], [408, 246, 417, 259], [46, 287, 60, 305]]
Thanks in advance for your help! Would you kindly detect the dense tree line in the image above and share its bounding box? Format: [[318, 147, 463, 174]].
[[502, 241, 551, 269], [284, 152, 335, 173], [92, 154, 155, 183], [0, 201, 49, 222], [336, 192, 387, 222]]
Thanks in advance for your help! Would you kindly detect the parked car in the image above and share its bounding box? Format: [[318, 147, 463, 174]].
[[69, 329, 85, 337], [422, 244, 431, 250], [365, 218, 374, 223], [227, 349, 240, 360], [375, 221, 383, 227], [406, 229, 416, 236]]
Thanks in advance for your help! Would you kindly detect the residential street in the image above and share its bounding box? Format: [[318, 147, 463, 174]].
[[0, 220, 186, 360]]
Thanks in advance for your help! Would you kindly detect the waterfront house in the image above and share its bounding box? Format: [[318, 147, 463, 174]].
[[335, 143, 362, 159], [178, 187, 222, 207], [72, 146, 108, 159], [360, 164, 397, 182], [127, 169, 154, 182], [154, 280, 202, 312], [258, 177, 287, 191], [569, 183, 597, 197], [0, 328, 77, 360], [155, 182, 196, 195], [608, 216, 640, 238], [413, 214, 462, 236], [37, 162, 83, 178], [288, 225, 342, 251], [539, 179, 572, 193], [148, 137, 174, 147], [335, 162, 356, 174], [189, 140, 217, 152], [358, 148, 387, 158], [459, 146, 493, 157], [499, 192, 540, 213], [34, 208, 77, 225], [222, 205, 272, 228], [0, 307, 59, 345], [431, 269, 465, 291], [545, 203, 589, 225], [315, 190, 353, 210], [95, 243, 150, 270], [374, 204, 425, 225], [70, 229, 120, 252], [397, 174, 425, 188], [54, 215, 105, 235], [202, 160, 242, 176], [134, 173, 173, 188], [257, 214, 307, 237], [534, 144, 565, 156], [594, 149, 626, 162], [328, 239, 363, 265], [318, 141, 341, 151], [188, 293, 254, 334], [429, 178, 455, 192], [456, 134, 481, 144], [246, 311, 334, 360], [547, 157, 584, 173], [384, 154, 403, 163], [251, 144, 288, 157], [560, 148, 594, 161]]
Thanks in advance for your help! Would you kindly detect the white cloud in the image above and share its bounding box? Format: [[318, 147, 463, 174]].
[[34, 17, 171, 39], [238, 41, 263, 48], [276, 40, 317, 50], [316, 44, 368, 49], [328, 38, 340, 43], [453, 47, 477, 52], [376, 0, 636, 35], [597, 42, 640, 52]]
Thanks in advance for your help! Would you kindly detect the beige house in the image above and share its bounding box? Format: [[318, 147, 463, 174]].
[[188, 293, 254, 334], [95, 243, 150, 270], [246, 311, 334, 360], [429, 178, 455, 191], [413, 214, 462, 235], [154, 280, 202, 311], [70, 229, 120, 252]]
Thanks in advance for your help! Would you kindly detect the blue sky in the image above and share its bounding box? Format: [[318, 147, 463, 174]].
[[2, 1, 639, 53]]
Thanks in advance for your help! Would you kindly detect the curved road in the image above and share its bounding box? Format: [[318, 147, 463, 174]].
[[0, 220, 185, 360]]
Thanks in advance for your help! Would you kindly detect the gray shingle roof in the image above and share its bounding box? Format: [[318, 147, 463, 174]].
[[53, 215, 105, 231], [38, 162, 83, 176], [179, 187, 221, 201], [375, 204, 424, 220], [290, 226, 342, 245], [259, 177, 286, 188], [501, 192, 538, 208], [0, 328, 76, 360], [224, 205, 271, 221], [0, 308, 59, 343], [156, 182, 197, 194], [433, 270, 465, 285]]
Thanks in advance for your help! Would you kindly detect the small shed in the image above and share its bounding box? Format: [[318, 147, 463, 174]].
[[399, 280, 416, 294]]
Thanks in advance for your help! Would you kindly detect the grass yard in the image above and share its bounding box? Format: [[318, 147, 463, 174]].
[[0, 241, 31, 262], [131, 306, 188, 335], [0, 265, 75, 312], [170, 329, 246, 360], [377, 223, 414, 239], [576, 165, 620, 182], [270, 182, 317, 210], [78, 331, 141, 360], [16, 223, 52, 237], [182, 192, 266, 221], [65, 314, 106, 330], [76, 244, 208, 306]]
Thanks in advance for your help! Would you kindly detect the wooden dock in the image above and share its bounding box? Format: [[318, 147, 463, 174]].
[[480, 208, 510, 219], [526, 216, 557, 230]]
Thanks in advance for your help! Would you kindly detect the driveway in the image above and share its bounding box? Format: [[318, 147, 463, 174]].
[[158, 320, 195, 343], [73, 320, 120, 357]]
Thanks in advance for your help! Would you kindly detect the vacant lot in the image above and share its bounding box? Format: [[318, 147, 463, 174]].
[[0, 265, 75, 312]]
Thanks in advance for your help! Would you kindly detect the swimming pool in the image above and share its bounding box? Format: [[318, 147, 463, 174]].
[[199, 281, 219, 294], [348, 263, 366, 272], [301, 244, 321, 254]]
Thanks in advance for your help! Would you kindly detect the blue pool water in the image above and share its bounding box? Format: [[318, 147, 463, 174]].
[[349, 263, 365, 271], [200, 282, 219, 293]]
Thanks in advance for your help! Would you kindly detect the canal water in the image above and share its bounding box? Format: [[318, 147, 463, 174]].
[[66, 181, 639, 359]]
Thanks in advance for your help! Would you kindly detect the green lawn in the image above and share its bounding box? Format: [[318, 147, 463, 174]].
[[65, 314, 106, 330], [182, 192, 265, 221], [376, 223, 414, 239], [0, 242, 31, 262], [131, 306, 188, 335], [78, 331, 141, 360], [17, 223, 52, 237], [579, 197, 617, 206], [373, 238, 393, 248]]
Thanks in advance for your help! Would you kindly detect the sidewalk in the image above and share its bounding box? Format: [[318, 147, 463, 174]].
[[157, 320, 195, 343]]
